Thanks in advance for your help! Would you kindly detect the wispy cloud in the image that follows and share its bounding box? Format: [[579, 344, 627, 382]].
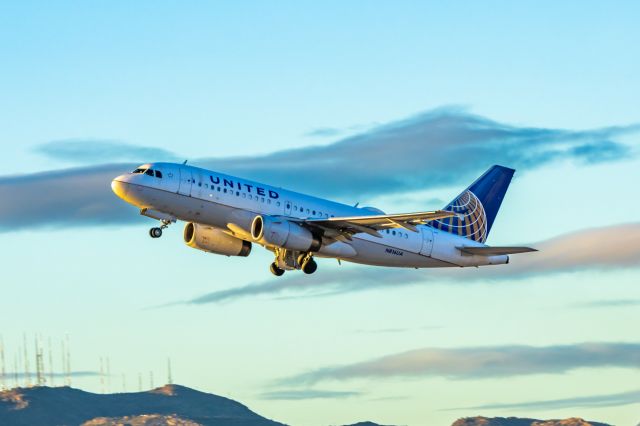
[[277, 343, 640, 386], [0, 163, 142, 231], [353, 325, 441, 334], [1, 108, 637, 231], [182, 223, 640, 305], [574, 299, 640, 309], [450, 388, 640, 411], [259, 389, 362, 400], [1, 370, 99, 379], [35, 139, 179, 165], [303, 122, 376, 138], [200, 107, 637, 198]]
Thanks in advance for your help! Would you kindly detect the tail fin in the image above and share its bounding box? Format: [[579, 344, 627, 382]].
[[430, 165, 515, 243]]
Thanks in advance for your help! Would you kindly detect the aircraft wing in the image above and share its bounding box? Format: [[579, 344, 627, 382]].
[[296, 210, 456, 240], [456, 246, 538, 256]]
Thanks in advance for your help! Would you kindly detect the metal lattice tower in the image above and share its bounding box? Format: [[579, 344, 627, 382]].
[[99, 357, 104, 393], [0, 335, 6, 390], [65, 334, 71, 386], [48, 338, 54, 387], [106, 358, 111, 393], [35, 336, 46, 386], [23, 334, 31, 387]]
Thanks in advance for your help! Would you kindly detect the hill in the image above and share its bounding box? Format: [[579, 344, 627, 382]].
[[0, 384, 285, 426], [451, 417, 612, 426]]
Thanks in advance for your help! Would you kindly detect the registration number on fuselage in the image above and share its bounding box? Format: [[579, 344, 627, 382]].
[[385, 248, 404, 256]]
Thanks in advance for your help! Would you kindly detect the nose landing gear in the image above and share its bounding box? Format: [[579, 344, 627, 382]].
[[149, 220, 172, 239], [149, 227, 163, 238]]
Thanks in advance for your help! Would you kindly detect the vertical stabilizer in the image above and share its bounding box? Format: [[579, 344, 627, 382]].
[[430, 165, 515, 243]]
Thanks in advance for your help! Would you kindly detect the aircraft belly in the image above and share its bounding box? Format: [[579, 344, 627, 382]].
[[345, 237, 451, 268]]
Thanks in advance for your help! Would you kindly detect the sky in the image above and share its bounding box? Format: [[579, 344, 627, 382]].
[[1, 2, 639, 425]]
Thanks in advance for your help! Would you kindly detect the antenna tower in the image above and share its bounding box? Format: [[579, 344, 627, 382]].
[[0, 335, 5, 390], [48, 338, 54, 386], [65, 334, 71, 386], [35, 336, 45, 386], [23, 334, 31, 387], [99, 357, 105, 393]]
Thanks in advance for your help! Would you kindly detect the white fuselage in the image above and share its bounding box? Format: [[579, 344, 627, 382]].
[[111, 162, 508, 268]]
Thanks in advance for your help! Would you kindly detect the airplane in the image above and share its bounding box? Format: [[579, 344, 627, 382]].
[[111, 163, 536, 276]]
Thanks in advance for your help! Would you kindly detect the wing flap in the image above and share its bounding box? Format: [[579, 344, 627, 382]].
[[457, 246, 537, 256], [291, 210, 456, 240], [305, 210, 455, 229]]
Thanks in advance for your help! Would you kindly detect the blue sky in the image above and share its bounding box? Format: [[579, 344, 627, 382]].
[[1, 2, 639, 425]]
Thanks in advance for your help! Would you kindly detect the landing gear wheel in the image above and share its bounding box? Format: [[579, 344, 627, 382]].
[[270, 262, 285, 276], [302, 258, 317, 274], [149, 227, 163, 238]]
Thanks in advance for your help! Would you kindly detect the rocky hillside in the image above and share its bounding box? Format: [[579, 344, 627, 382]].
[[451, 417, 611, 426], [0, 384, 285, 426]]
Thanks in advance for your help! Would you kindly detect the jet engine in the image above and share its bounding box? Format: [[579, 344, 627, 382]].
[[184, 222, 252, 257], [251, 215, 321, 252]]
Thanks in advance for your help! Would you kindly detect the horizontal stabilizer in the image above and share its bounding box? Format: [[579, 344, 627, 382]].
[[457, 246, 537, 256]]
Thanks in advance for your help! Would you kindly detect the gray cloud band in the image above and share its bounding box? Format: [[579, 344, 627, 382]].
[[1, 108, 637, 231], [259, 389, 362, 400], [449, 388, 640, 411], [278, 342, 640, 386], [184, 223, 640, 305]]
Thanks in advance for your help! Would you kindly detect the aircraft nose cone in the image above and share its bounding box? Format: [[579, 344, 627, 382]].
[[111, 178, 129, 199]]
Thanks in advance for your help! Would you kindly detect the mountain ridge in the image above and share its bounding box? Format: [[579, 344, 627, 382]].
[[0, 384, 285, 426]]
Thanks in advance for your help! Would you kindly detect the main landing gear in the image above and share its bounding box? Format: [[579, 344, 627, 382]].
[[298, 253, 318, 275], [270, 262, 285, 276], [269, 249, 318, 276], [149, 220, 172, 239]]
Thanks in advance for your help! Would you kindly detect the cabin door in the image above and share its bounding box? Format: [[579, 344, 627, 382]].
[[178, 168, 192, 196], [420, 227, 434, 256]]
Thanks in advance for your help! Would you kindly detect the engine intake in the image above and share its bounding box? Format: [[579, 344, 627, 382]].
[[184, 222, 251, 257], [251, 215, 321, 252]]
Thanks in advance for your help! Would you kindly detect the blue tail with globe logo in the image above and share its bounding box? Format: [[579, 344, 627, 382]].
[[429, 165, 515, 243]]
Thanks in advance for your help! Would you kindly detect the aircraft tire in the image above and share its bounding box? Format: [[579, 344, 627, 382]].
[[270, 262, 285, 276], [149, 227, 163, 238], [302, 258, 317, 274]]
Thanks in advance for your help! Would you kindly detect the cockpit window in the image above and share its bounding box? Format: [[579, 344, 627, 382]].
[[132, 167, 163, 178]]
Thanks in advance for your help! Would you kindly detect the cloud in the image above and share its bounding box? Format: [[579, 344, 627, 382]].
[[1, 371, 99, 379], [304, 127, 345, 138], [0, 163, 143, 231], [452, 388, 640, 411], [574, 299, 640, 309], [198, 107, 637, 198], [259, 389, 362, 400], [278, 343, 640, 386], [182, 223, 640, 305], [303, 122, 376, 138], [1, 107, 637, 231], [35, 139, 179, 164]]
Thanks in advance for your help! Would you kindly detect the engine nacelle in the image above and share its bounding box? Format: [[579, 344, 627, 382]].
[[184, 222, 252, 257], [251, 215, 321, 252]]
